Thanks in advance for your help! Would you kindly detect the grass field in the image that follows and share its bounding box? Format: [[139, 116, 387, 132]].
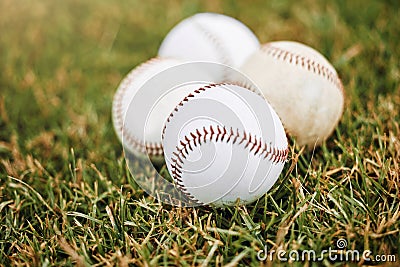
[[0, 0, 399, 266]]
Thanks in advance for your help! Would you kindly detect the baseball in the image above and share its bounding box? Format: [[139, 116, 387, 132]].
[[240, 41, 344, 147], [162, 83, 288, 206], [158, 13, 260, 71], [112, 57, 183, 162]]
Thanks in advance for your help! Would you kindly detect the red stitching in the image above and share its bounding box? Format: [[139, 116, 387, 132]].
[[192, 20, 232, 68], [113, 57, 166, 156], [261, 44, 344, 94], [222, 80, 263, 97], [168, 125, 289, 204], [161, 83, 224, 140]]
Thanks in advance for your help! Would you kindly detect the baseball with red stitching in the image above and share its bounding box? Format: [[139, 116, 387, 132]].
[[162, 83, 289, 206], [158, 13, 260, 72], [240, 41, 344, 147]]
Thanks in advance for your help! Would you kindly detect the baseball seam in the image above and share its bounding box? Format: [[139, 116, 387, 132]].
[[163, 83, 289, 204], [113, 57, 165, 156], [193, 20, 232, 74], [261, 44, 344, 93], [226, 80, 262, 97], [161, 82, 261, 140]]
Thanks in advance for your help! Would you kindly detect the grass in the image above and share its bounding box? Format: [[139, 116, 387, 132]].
[[0, 0, 399, 266]]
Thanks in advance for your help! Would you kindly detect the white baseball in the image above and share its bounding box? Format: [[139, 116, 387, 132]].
[[240, 41, 344, 147], [158, 13, 260, 71], [162, 83, 288, 206], [112, 58, 226, 163], [112, 57, 182, 161]]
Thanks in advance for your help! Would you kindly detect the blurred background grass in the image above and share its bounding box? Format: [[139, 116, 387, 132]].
[[0, 0, 399, 266]]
